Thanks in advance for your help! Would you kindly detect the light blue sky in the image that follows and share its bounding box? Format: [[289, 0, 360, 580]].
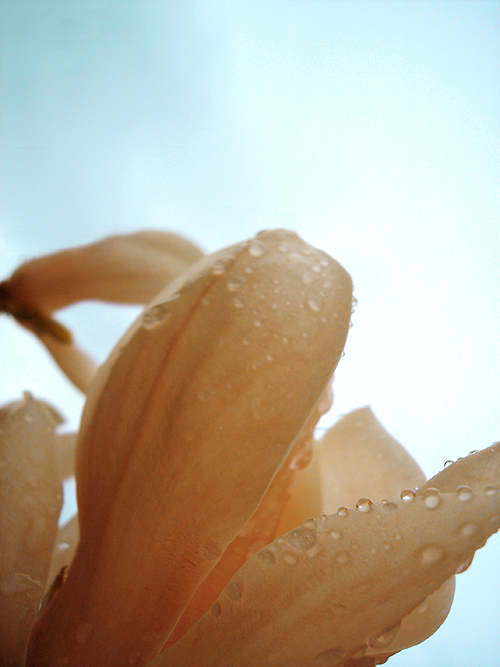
[[1, 1, 499, 664]]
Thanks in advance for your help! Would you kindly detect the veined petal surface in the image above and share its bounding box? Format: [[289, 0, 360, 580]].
[[153, 481, 500, 667], [3, 230, 203, 314], [0, 395, 63, 666], [26, 229, 353, 667]]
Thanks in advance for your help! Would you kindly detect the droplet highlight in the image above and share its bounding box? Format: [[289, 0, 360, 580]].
[[356, 497, 373, 513], [423, 488, 441, 509], [456, 486, 474, 502]]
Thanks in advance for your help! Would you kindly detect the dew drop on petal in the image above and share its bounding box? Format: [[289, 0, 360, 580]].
[[211, 601, 222, 618], [419, 545, 445, 565], [307, 299, 321, 312], [456, 555, 474, 574], [302, 273, 314, 285], [224, 579, 244, 602], [381, 499, 398, 511], [423, 488, 441, 509], [459, 522, 478, 538], [484, 485, 498, 496], [232, 297, 244, 308], [286, 527, 317, 551], [142, 303, 171, 329], [356, 497, 373, 513], [256, 549, 276, 567], [337, 507, 349, 517], [456, 486, 475, 502], [369, 621, 401, 649], [444, 460, 454, 468], [335, 551, 350, 564], [248, 241, 265, 257], [283, 553, 297, 565], [400, 489, 416, 502]]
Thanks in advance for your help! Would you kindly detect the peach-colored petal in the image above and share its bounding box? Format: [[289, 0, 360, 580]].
[[419, 441, 500, 495], [55, 433, 77, 481], [26, 230, 353, 667], [39, 334, 99, 394], [0, 394, 63, 666], [166, 387, 332, 647], [316, 407, 456, 659], [3, 230, 203, 314], [318, 407, 427, 510], [153, 482, 500, 667]]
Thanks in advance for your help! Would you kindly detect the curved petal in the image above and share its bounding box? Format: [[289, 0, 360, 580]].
[[166, 387, 332, 647], [3, 230, 204, 314], [153, 482, 500, 667], [278, 407, 456, 658], [0, 394, 63, 666], [39, 335, 99, 394], [26, 230, 353, 667], [318, 406, 427, 510]]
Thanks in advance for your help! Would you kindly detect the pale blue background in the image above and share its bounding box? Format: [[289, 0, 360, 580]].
[[1, 1, 499, 665]]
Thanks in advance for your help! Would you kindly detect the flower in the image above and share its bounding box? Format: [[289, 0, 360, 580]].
[[0, 229, 498, 667]]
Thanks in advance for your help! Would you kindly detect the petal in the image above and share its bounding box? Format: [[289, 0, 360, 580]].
[[26, 230, 353, 667], [38, 334, 99, 394], [0, 394, 63, 666], [153, 481, 500, 667], [3, 230, 203, 314], [318, 406, 427, 511], [419, 441, 500, 494], [166, 386, 332, 647]]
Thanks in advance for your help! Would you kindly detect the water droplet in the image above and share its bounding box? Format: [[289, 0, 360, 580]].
[[419, 545, 445, 565], [142, 303, 171, 328], [226, 278, 242, 291], [278, 242, 290, 253], [211, 600, 221, 617], [469, 450, 478, 455], [307, 299, 321, 312], [456, 555, 474, 574], [286, 527, 317, 551], [302, 273, 314, 285], [444, 460, 454, 468], [224, 579, 244, 601], [328, 530, 341, 540], [212, 259, 229, 275], [456, 486, 474, 502], [381, 499, 398, 511], [337, 507, 349, 517], [423, 488, 441, 509], [256, 549, 276, 566], [198, 389, 215, 403], [56, 541, 70, 553], [320, 514, 328, 521], [459, 522, 477, 538], [283, 553, 297, 565], [253, 320, 262, 327], [336, 551, 350, 564], [484, 485, 498, 496], [368, 621, 401, 649], [312, 264, 321, 273], [201, 540, 221, 560], [304, 519, 317, 529], [232, 297, 244, 308], [249, 241, 264, 257], [75, 622, 92, 643], [242, 337, 250, 345], [128, 651, 142, 665], [400, 489, 416, 502], [320, 259, 329, 267], [356, 498, 373, 513]]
